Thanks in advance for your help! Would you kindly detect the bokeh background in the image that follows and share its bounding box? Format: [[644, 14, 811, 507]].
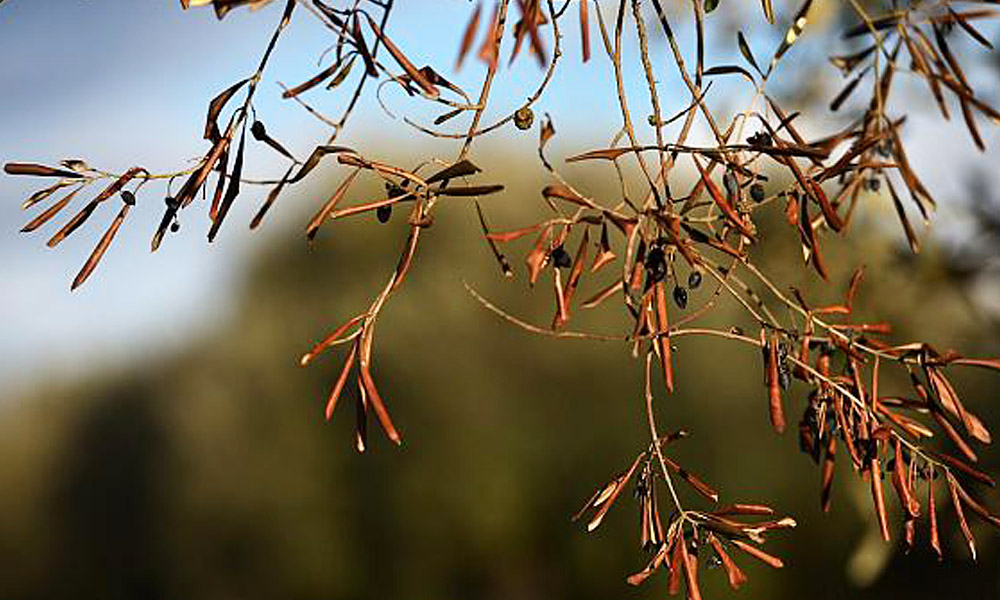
[[2, 2, 1000, 599]]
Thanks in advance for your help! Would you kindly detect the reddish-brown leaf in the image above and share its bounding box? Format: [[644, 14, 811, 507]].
[[359, 360, 402, 446], [708, 535, 747, 590], [731, 539, 784, 568], [946, 472, 977, 560], [325, 345, 357, 420], [654, 281, 674, 393], [871, 455, 891, 541], [4, 162, 84, 179], [71, 203, 130, 290], [456, 2, 482, 69]]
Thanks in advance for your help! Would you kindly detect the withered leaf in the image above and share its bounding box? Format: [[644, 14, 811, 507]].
[[4, 162, 84, 179], [207, 125, 247, 242], [205, 78, 250, 140], [365, 15, 439, 100], [772, 0, 814, 66], [425, 159, 481, 185], [737, 31, 762, 76], [282, 61, 342, 98], [72, 203, 130, 290], [21, 186, 85, 233], [456, 2, 482, 69], [250, 164, 296, 230], [306, 167, 362, 241], [436, 184, 504, 197]]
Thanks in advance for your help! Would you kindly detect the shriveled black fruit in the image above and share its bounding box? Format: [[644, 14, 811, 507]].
[[250, 120, 267, 141], [750, 182, 766, 203], [551, 245, 572, 269], [644, 246, 666, 283], [748, 131, 772, 147], [120, 190, 136, 206], [687, 270, 702, 289], [170, 221, 180, 233], [377, 204, 392, 223], [673, 285, 688, 309]]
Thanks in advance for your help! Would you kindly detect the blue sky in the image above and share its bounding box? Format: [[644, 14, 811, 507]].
[[1, 1, 998, 396]]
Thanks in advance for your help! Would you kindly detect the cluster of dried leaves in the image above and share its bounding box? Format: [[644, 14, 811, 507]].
[[5, 0, 1000, 596]]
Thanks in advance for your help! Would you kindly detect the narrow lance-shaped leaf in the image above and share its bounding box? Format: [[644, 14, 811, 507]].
[[208, 124, 248, 242], [692, 156, 755, 239], [947, 472, 977, 560], [327, 55, 357, 89], [737, 31, 763, 77], [731, 539, 784, 568], [771, 0, 814, 70], [325, 345, 357, 420], [250, 164, 295, 230], [579, 0, 591, 62], [708, 535, 748, 590], [359, 360, 402, 446], [929, 473, 942, 559], [426, 159, 481, 185], [830, 68, 866, 112], [4, 162, 84, 179], [885, 177, 921, 254], [365, 15, 440, 99], [456, 1, 482, 69], [21, 186, 85, 233], [354, 373, 368, 453], [287, 145, 356, 184], [871, 452, 891, 542], [948, 8, 994, 49], [678, 538, 702, 600], [204, 78, 249, 140], [765, 330, 786, 433], [654, 281, 674, 393], [72, 203, 131, 291], [760, 0, 774, 24], [352, 14, 378, 77], [306, 167, 362, 241], [21, 180, 74, 210], [282, 61, 342, 99]]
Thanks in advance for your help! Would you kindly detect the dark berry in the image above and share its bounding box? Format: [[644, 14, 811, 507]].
[[120, 190, 136, 206], [687, 270, 702, 289], [673, 285, 688, 309], [376, 204, 392, 223], [250, 120, 267, 141], [169, 221, 180, 233], [644, 245, 664, 270], [748, 131, 772, 147], [644, 246, 666, 283], [750, 183, 766, 203], [551, 245, 572, 269]]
